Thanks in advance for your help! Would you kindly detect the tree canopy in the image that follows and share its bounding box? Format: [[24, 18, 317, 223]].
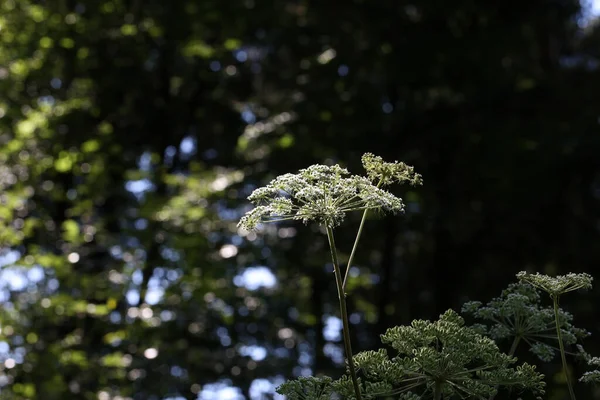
[[1, 0, 600, 399]]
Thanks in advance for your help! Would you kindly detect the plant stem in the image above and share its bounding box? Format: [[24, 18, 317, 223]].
[[553, 295, 576, 400], [508, 335, 521, 357], [489, 336, 521, 400], [326, 226, 362, 400], [342, 179, 383, 291], [342, 208, 369, 291], [434, 381, 443, 400]]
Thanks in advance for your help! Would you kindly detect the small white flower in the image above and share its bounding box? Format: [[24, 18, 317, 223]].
[[516, 272, 593, 297], [361, 152, 422, 186], [239, 160, 408, 230]]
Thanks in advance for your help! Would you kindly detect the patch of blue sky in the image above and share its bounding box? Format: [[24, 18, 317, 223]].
[[50, 78, 62, 89], [241, 108, 256, 124], [196, 378, 286, 400], [580, 0, 600, 25], [234, 49, 248, 63], [250, 378, 286, 400], [324, 342, 344, 365], [323, 315, 342, 341], [125, 179, 154, 200], [138, 151, 152, 171], [239, 345, 267, 361], [591, 0, 600, 15], [0, 251, 46, 300], [233, 266, 277, 290], [198, 383, 244, 400], [179, 136, 196, 158], [0, 250, 20, 268]]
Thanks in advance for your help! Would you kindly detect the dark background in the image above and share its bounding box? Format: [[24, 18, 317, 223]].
[[0, 0, 599, 399]]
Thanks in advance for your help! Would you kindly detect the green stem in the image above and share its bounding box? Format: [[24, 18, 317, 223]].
[[553, 295, 576, 400], [342, 208, 369, 291], [508, 335, 521, 357], [326, 226, 362, 400], [342, 179, 383, 291], [434, 381, 443, 400], [488, 336, 521, 400]]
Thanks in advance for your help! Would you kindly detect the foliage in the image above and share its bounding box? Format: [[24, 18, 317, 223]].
[[578, 348, 600, 385], [462, 282, 589, 361], [276, 376, 336, 400], [278, 310, 545, 399], [516, 272, 594, 398], [360, 153, 423, 188], [0, 0, 599, 399], [516, 272, 594, 298], [240, 153, 421, 399], [239, 163, 408, 230]]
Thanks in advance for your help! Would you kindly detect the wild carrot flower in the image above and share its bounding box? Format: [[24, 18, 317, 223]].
[[580, 365, 600, 385], [516, 271, 593, 400], [462, 282, 589, 362], [238, 163, 404, 230], [361, 152, 423, 187], [578, 346, 600, 385], [516, 272, 593, 297], [241, 155, 422, 400], [279, 310, 546, 400]]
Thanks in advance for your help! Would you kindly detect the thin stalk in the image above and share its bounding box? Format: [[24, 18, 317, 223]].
[[342, 179, 383, 291], [326, 226, 362, 400], [342, 208, 369, 291], [553, 295, 576, 400], [434, 381, 443, 400], [489, 336, 521, 400], [508, 335, 521, 357]]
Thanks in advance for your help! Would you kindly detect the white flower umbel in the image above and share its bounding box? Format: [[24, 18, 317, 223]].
[[361, 152, 423, 187], [462, 282, 589, 363], [341, 153, 422, 289], [578, 346, 600, 385], [241, 155, 421, 400], [238, 164, 404, 230], [516, 272, 593, 297], [278, 311, 545, 400], [462, 281, 592, 400], [516, 272, 594, 400]]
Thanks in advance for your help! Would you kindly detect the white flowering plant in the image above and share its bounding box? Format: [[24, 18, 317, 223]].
[[462, 282, 590, 363], [239, 153, 421, 400], [462, 274, 599, 400], [278, 310, 545, 400], [514, 272, 594, 399], [238, 163, 405, 230], [239, 153, 599, 399]]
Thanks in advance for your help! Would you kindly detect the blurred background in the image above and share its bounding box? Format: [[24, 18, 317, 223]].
[[1, 0, 600, 399]]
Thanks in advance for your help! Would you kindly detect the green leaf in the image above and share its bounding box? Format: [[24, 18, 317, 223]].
[[13, 383, 36, 398], [59, 38, 75, 48], [120, 24, 138, 36], [224, 38, 242, 50], [278, 133, 294, 148], [100, 352, 130, 368], [82, 139, 100, 153], [182, 40, 215, 58], [54, 153, 74, 172], [61, 219, 80, 242]]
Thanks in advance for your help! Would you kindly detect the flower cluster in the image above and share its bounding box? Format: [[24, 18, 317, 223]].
[[577, 346, 600, 385], [580, 367, 600, 385], [372, 310, 545, 399], [279, 310, 546, 400], [516, 271, 593, 297], [238, 163, 405, 230], [462, 282, 589, 362], [276, 376, 335, 400], [361, 152, 423, 187]]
